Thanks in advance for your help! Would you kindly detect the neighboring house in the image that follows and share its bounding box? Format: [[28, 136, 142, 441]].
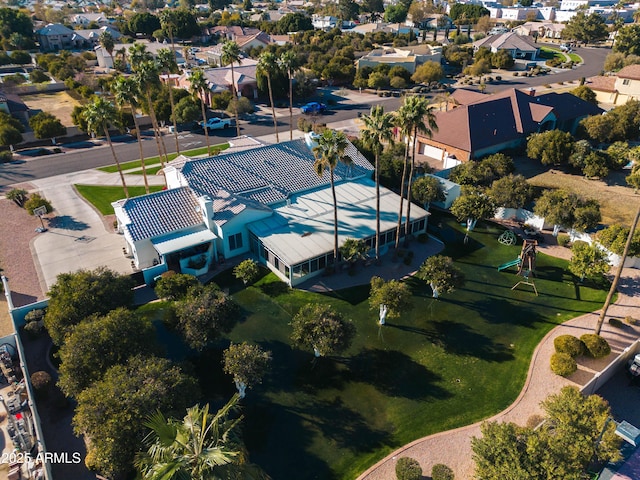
[[560, 0, 617, 10], [0, 91, 28, 123], [512, 21, 565, 39], [588, 65, 640, 105], [473, 32, 539, 60], [177, 58, 259, 98], [356, 45, 442, 74], [70, 13, 109, 26], [417, 87, 603, 163], [113, 136, 429, 286], [72, 26, 121, 49], [312, 14, 338, 30], [36, 23, 76, 52], [95, 40, 185, 69]]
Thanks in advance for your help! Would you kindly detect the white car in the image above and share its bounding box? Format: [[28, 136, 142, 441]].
[[199, 118, 232, 130]]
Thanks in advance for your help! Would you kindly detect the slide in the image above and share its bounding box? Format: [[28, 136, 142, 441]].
[[497, 258, 521, 272]]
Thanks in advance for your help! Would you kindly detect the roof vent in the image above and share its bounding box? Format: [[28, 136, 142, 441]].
[[301, 231, 312, 237]]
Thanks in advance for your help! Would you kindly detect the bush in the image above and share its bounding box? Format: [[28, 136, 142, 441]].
[[23, 320, 44, 337], [155, 272, 200, 301], [550, 352, 577, 376], [297, 117, 312, 132], [554, 334, 584, 357], [624, 315, 637, 325], [29, 69, 49, 83], [432, 463, 454, 480], [0, 150, 12, 163], [396, 457, 421, 480], [30, 371, 52, 398], [580, 334, 611, 358], [557, 233, 570, 247], [24, 309, 45, 323], [24, 193, 53, 215]]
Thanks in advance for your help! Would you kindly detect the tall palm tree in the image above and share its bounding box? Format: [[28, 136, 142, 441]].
[[361, 105, 394, 261], [113, 76, 150, 194], [257, 51, 280, 142], [128, 42, 153, 68], [403, 97, 437, 240], [136, 395, 266, 480], [83, 97, 129, 198], [189, 68, 212, 156], [279, 50, 299, 141], [221, 40, 242, 137], [99, 30, 114, 68], [133, 60, 169, 170], [312, 129, 353, 261], [157, 48, 181, 155]]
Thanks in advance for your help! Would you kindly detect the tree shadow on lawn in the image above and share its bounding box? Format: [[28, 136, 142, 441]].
[[456, 296, 545, 328], [429, 319, 514, 362], [347, 348, 451, 401]]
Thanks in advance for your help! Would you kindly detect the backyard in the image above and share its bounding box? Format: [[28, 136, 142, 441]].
[[139, 213, 610, 480]]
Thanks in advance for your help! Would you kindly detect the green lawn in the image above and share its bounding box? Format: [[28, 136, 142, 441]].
[[140, 213, 610, 480], [97, 143, 230, 173], [74, 184, 165, 215], [539, 46, 582, 64]]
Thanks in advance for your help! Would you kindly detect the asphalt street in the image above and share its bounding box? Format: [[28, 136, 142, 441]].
[[0, 44, 610, 190]]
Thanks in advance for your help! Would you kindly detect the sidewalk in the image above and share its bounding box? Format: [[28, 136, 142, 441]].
[[357, 268, 640, 480]]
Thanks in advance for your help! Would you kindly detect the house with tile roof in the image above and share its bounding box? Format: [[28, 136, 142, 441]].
[[113, 136, 429, 286], [589, 65, 640, 105], [36, 23, 76, 52], [177, 59, 259, 99], [473, 32, 539, 60], [417, 87, 603, 164]]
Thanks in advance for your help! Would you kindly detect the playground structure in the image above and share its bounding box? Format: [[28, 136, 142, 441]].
[[498, 239, 539, 295]]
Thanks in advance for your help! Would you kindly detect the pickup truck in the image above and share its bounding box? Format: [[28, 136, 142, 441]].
[[199, 117, 232, 130]]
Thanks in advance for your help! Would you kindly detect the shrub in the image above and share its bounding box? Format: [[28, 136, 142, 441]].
[[554, 334, 584, 357], [580, 334, 611, 358], [624, 316, 637, 325], [0, 150, 12, 163], [23, 320, 44, 337], [609, 318, 624, 328], [29, 69, 49, 84], [495, 75, 502, 81], [24, 193, 53, 215], [30, 371, 52, 398], [557, 233, 570, 247], [24, 309, 45, 323], [297, 117, 312, 132], [550, 352, 577, 376], [432, 463, 454, 480], [154, 272, 200, 301], [395, 457, 421, 480]]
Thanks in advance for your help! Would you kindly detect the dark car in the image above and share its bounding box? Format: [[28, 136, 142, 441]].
[[301, 102, 327, 114]]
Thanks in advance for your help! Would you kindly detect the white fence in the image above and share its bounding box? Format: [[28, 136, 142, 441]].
[[493, 207, 545, 231], [581, 339, 640, 396]]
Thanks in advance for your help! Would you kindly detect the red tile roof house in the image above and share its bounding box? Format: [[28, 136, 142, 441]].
[[588, 64, 640, 106], [416, 87, 603, 166]]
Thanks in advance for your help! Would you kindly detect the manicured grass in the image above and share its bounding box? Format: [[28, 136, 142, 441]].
[[97, 143, 229, 173], [144, 213, 610, 480], [568, 52, 582, 63], [74, 184, 164, 215], [540, 46, 564, 60]]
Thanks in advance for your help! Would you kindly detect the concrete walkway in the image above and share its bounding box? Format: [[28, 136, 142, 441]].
[[357, 268, 640, 480]]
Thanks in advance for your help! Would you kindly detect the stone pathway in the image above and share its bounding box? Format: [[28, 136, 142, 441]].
[[357, 268, 640, 480]]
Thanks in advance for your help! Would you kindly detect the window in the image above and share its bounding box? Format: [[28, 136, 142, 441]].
[[623, 79, 630, 86], [228, 232, 243, 251]]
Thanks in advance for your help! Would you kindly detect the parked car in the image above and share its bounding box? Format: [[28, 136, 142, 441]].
[[301, 102, 327, 114], [199, 117, 232, 130]]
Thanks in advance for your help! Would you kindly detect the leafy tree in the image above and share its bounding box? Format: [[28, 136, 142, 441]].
[[29, 69, 49, 83], [290, 303, 356, 357], [24, 193, 53, 216], [154, 272, 200, 301], [527, 130, 575, 166], [384, 4, 408, 23], [412, 175, 445, 209], [233, 259, 260, 285], [597, 223, 640, 256], [450, 3, 490, 22], [562, 11, 608, 44], [488, 174, 533, 208], [396, 457, 422, 480], [223, 342, 272, 398], [606, 141, 631, 170], [276, 13, 313, 34], [313, 129, 353, 259], [136, 395, 266, 480], [57, 308, 156, 398], [368, 276, 413, 321], [604, 51, 626, 72], [159, 8, 200, 39], [172, 95, 200, 124], [0, 8, 34, 46], [128, 12, 161, 37], [44, 267, 134, 346], [491, 49, 514, 69], [571, 85, 597, 104], [28, 111, 66, 141], [174, 285, 239, 351], [0, 111, 25, 132], [613, 24, 640, 55], [569, 241, 609, 281], [534, 189, 601, 233], [10, 50, 31, 65], [450, 186, 497, 231], [6, 188, 27, 207], [339, 238, 368, 264], [75, 355, 200, 479], [411, 61, 444, 84], [0, 124, 22, 148], [417, 255, 465, 298], [367, 71, 390, 89], [449, 154, 514, 187]]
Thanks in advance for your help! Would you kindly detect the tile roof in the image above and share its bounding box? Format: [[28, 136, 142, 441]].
[[473, 32, 538, 52], [617, 65, 640, 81], [588, 75, 617, 93], [179, 138, 373, 206], [450, 88, 487, 106], [36, 23, 75, 36], [120, 187, 204, 242]]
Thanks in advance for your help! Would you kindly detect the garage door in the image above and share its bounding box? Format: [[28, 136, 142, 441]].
[[421, 144, 445, 159]]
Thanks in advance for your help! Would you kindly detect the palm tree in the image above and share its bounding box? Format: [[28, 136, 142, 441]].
[[136, 395, 266, 480], [312, 129, 353, 261], [113, 76, 150, 194], [128, 42, 153, 69], [257, 51, 280, 142], [189, 68, 212, 156], [361, 105, 394, 261], [403, 97, 437, 241], [279, 50, 299, 141], [221, 40, 242, 137], [133, 60, 169, 170], [99, 30, 114, 68], [83, 97, 129, 198], [157, 48, 180, 155]]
